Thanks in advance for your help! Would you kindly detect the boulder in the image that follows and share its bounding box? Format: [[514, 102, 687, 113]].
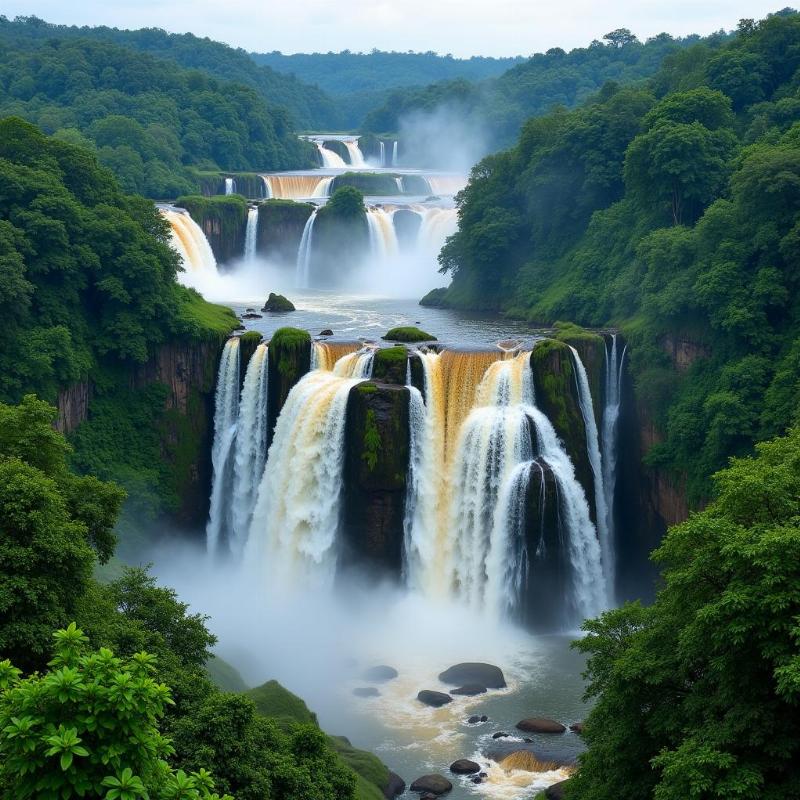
[[545, 780, 570, 800], [262, 292, 295, 312], [417, 690, 452, 707], [383, 771, 405, 799], [438, 663, 506, 689], [569, 722, 584, 734], [319, 328, 334, 336], [353, 687, 380, 698], [451, 684, 487, 696], [467, 715, 481, 724], [382, 326, 437, 343], [492, 732, 509, 739], [516, 718, 566, 734], [241, 312, 262, 319], [363, 665, 398, 682], [480, 715, 488, 722], [410, 774, 452, 795], [450, 760, 480, 775]]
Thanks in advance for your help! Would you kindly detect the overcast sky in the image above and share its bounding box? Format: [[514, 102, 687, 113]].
[[1, 1, 790, 57]]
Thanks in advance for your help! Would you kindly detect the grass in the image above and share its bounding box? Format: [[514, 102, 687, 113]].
[[205, 655, 248, 692], [246, 680, 317, 726], [174, 289, 239, 341]]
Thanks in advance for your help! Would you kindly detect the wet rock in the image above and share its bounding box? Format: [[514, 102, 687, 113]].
[[480, 715, 488, 722], [467, 715, 481, 724], [524, 738, 534, 743], [439, 663, 506, 689], [451, 684, 487, 696], [417, 690, 452, 707], [262, 292, 295, 312], [319, 329, 334, 336], [569, 722, 584, 734], [410, 774, 453, 795], [516, 718, 566, 734], [545, 780, 570, 799], [479, 772, 487, 778], [353, 687, 380, 698], [383, 771, 405, 799], [450, 760, 480, 775], [471, 776, 482, 784], [492, 732, 509, 739], [241, 312, 262, 319], [363, 665, 398, 682]]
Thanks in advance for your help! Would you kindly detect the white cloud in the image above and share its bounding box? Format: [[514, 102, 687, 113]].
[[1, 0, 788, 56]]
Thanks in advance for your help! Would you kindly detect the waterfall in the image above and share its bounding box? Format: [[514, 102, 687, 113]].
[[366, 208, 399, 261], [244, 207, 258, 263], [395, 177, 404, 194], [231, 343, 269, 554], [379, 141, 385, 167], [332, 348, 375, 378], [316, 141, 347, 169], [312, 177, 334, 198], [207, 338, 241, 554], [569, 346, 612, 598], [392, 141, 398, 166], [427, 175, 467, 195], [225, 177, 236, 195], [260, 175, 272, 199], [344, 139, 366, 168], [245, 369, 365, 587], [161, 208, 218, 276], [295, 210, 317, 289], [418, 208, 458, 255], [312, 341, 362, 372], [600, 335, 626, 599]]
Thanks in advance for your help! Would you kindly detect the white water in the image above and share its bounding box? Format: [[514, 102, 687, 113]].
[[225, 177, 235, 195], [569, 346, 612, 599], [160, 208, 218, 283], [392, 140, 398, 166], [600, 335, 626, 599], [245, 368, 364, 588], [419, 207, 458, 253], [332, 348, 376, 379], [244, 207, 259, 264], [366, 207, 400, 261], [316, 141, 348, 169], [295, 210, 317, 289], [260, 176, 272, 199], [379, 141, 385, 167], [344, 140, 367, 168], [231, 343, 269, 555], [312, 177, 335, 198], [206, 338, 240, 555]]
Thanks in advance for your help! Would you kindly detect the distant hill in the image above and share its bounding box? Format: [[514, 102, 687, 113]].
[[0, 16, 343, 130]]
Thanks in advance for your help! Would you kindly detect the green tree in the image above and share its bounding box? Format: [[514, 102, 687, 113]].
[[0, 624, 232, 800], [569, 427, 800, 800]]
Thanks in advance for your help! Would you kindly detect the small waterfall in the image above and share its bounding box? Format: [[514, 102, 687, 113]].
[[379, 141, 386, 167], [245, 370, 365, 587], [418, 208, 458, 254], [392, 141, 398, 166], [332, 347, 375, 379], [207, 338, 241, 554], [161, 208, 218, 276], [260, 175, 272, 199], [395, 177, 404, 194], [316, 141, 347, 169], [366, 208, 399, 261], [244, 207, 259, 263], [312, 177, 334, 198], [569, 346, 612, 597], [600, 335, 626, 598], [225, 177, 236, 195], [311, 341, 362, 372], [231, 343, 269, 554], [295, 210, 317, 288], [344, 139, 367, 168], [427, 175, 467, 195]]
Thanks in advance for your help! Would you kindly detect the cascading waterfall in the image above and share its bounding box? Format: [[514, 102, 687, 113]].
[[260, 175, 335, 199], [569, 346, 612, 597], [243, 207, 259, 263], [260, 175, 272, 199], [427, 175, 468, 195], [395, 177, 404, 193], [379, 141, 385, 167], [366, 208, 399, 260], [392, 141, 398, 166], [230, 343, 269, 554], [160, 208, 218, 276], [312, 177, 334, 198], [418, 207, 458, 254], [244, 357, 367, 586], [311, 341, 361, 372], [225, 177, 235, 195], [344, 139, 366, 168], [600, 334, 626, 597], [316, 141, 347, 169], [295, 210, 317, 288], [207, 338, 241, 555]]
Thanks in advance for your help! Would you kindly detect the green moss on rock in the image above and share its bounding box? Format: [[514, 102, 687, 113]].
[[262, 292, 296, 312], [267, 328, 311, 444], [176, 194, 249, 264], [383, 326, 436, 343], [373, 346, 409, 384], [257, 200, 315, 265], [553, 322, 606, 427]]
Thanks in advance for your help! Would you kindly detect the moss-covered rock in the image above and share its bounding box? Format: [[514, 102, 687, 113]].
[[311, 188, 369, 286], [553, 322, 606, 429], [175, 194, 248, 265], [419, 288, 450, 308], [341, 382, 410, 577], [323, 139, 350, 163], [256, 199, 314, 266], [331, 172, 402, 195], [530, 339, 594, 515], [372, 346, 408, 385], [383, 326, 437, 343], [267, 327, 311, 445], [237, 331, 263, 388], [262, 293, 296, 312], [400, 174, 432, 195]]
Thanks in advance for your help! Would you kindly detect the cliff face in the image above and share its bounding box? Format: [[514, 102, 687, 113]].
[[56, 381, 92, 434], [257, 201, 314, 267]]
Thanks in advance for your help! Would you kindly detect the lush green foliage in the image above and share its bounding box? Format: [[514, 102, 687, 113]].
[[362, 31, 721, 149], [0, 19, 315, 197], [0, 396, 124, 672], [571, 425, 800, 800], [438, 11, 800, 498], [0, 624, 232, 800]]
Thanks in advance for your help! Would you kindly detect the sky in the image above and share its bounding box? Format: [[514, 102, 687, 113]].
[[1, 1, 791, 57]]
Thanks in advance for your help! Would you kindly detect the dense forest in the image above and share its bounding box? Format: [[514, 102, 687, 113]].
[[429, 10, 800, 503], [0, 18, 317, 197], [362, 28, 728, 150]]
